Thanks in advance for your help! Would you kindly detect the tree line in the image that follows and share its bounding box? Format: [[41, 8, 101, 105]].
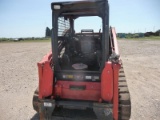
[[45, 27, 52, 37], [117, 29, 160, 38], [45, 27, 160, 38]]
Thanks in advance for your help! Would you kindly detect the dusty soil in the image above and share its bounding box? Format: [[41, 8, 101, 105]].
[[0, 40, 160, 120]]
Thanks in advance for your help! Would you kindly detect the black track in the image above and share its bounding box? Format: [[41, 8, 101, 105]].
[[118, 65, 131, 120]]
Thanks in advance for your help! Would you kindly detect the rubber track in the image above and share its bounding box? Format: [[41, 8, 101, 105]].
[[33, 88, 39, 112], [118, 66, 131, 120]]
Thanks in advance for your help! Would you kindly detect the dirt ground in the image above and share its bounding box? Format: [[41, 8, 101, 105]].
[[0, 39, 160, 120]]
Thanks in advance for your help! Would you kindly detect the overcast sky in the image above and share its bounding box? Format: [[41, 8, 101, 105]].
[[0, 0, 160, 38]]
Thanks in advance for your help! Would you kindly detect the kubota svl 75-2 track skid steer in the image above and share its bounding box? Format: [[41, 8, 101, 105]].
[[33, 0, 131, 120]]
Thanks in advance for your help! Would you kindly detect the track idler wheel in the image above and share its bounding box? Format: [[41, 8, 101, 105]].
[[32, 88, 55, 120]]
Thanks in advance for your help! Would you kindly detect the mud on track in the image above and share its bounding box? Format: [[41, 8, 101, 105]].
[[0, 39, 160, 120]]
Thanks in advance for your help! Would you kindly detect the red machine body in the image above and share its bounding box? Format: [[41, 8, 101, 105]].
[[38, 51, 53, 99], [37, 28, 121, 120], [38, 59, 116, 102]]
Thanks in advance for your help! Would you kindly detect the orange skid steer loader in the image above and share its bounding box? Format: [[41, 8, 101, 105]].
[[33, 0, 131, 120]]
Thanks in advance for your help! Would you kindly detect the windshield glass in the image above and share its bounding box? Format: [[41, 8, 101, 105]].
[[56, 15, 102, 71], [75, 16, 102, 33]]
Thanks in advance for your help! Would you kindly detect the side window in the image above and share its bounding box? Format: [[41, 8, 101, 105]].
[[58, 17, 70, 36]]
